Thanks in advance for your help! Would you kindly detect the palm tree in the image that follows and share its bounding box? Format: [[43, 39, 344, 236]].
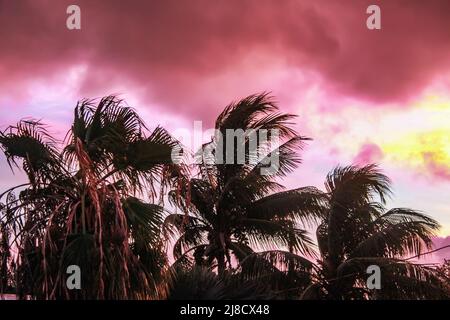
[[0, 96, 184, 299], [302, 164, 450, 299], [2, 93, 447, 301], [164, 93, 324, 294]]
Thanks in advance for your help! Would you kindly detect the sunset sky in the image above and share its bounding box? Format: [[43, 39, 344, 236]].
[[0, 0, 449, 255]]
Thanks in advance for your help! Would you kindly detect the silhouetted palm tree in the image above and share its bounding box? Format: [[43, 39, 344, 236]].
[[164, 93, 324, 293], [0, 96, 183, 299], [301, 164, 450, 299]]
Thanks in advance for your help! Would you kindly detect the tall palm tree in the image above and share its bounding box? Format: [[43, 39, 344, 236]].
[[164, 93, 324, 293], [0, 96, 184, 299], [302, 164, 450, 299]]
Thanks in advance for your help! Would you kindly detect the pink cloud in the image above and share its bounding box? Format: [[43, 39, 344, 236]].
[[0, 0, 449, 237], [1, 0, 450, 122], [423, 153, 450, 181], [353, 143, 384, 165]]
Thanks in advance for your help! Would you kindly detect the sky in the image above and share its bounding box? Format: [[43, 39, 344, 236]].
[[0, 0, 449, 257]]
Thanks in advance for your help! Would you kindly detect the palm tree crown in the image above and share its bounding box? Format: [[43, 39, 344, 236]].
[[165, 93, 324, 293], [303, 164, 450, 299], [0, 96, 183, 299]]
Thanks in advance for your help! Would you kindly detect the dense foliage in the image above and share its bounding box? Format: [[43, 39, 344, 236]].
[[1, 94, 449, 299]]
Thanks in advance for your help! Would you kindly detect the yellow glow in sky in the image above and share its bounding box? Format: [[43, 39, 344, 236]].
[[380, 94, 450, 176]]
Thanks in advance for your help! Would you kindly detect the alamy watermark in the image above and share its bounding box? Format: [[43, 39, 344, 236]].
[[366, 5, 381, 30], [170, 121, 280, 176], [66, 265, 81, 290], [66, 5, 81, 30], [366, 265, 381, 290], [66, 4, 381, 31]]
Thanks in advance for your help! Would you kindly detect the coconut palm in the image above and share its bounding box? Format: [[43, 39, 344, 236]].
[[0, 96, 184, 299], [164, 93, 325, 293], [302, 164, 450, 299]]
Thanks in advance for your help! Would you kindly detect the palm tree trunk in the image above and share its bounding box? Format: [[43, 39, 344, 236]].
[[0, 225, 9, 292], [217, 254, 226, 277]]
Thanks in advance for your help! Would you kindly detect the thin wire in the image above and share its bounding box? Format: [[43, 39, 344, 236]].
[[404, 244, 450, 261]]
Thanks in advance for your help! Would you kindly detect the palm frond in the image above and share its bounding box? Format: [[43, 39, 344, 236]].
[[122, 197, 166, 248], [240, 218, 316, 256], [350, 209, 439, 258], [247, 187, 327, 227], [0, 120, 61, 183], [326, 164, 392, 206]]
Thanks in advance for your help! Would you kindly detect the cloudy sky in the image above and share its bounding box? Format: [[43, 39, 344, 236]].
[[0, 0, 449, 249]]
